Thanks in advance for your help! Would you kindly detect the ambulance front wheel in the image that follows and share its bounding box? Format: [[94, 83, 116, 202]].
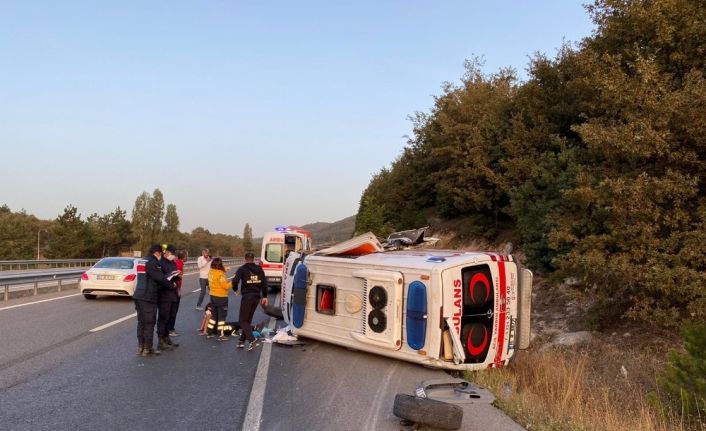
[[393, 393, 463, 430], [83, 294, 97, 300]]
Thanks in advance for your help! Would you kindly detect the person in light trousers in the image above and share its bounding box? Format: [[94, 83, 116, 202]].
[[196, 248, 211, 310]]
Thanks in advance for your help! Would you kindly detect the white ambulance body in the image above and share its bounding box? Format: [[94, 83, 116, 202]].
[[281, 233, 532, 371], [260, 226, 312, 289]]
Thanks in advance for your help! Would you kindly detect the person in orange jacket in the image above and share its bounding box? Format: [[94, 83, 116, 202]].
[[207, 257, 231, 340]]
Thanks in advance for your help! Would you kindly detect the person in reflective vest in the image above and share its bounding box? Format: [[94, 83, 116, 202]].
[[207, 257, 231, 340]]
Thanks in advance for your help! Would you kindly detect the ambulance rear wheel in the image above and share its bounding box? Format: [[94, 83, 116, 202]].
[[393, 394, 463, 430], [83, 294, 97, 300]]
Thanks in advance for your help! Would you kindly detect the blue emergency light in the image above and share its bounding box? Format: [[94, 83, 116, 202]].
[[275, 225, 287, 232]]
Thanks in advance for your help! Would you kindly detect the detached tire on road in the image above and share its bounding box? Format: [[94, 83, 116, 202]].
[[393, 393, 463, 430], [83, 294, 97, 300]]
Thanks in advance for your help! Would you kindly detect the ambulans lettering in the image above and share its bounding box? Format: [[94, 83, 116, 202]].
[[452, 278, 462, 334]]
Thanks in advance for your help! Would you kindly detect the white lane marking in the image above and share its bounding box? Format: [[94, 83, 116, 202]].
[[0, 293, 83, 311], [363, 361, 400, 430], [242, 317, 277, 431], [89, 312, 137, 332]]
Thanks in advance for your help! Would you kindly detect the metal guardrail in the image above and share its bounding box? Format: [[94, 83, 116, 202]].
[[0, 257, 241, 272], [0, 259, 100, 271], [1, 270, 85, 302], [1, 257, 243, 302]]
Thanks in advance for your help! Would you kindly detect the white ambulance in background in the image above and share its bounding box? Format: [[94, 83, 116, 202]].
[[260, 225, 313, 289]]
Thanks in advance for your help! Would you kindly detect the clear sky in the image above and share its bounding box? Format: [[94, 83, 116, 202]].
[[0, 1, 595, 237]]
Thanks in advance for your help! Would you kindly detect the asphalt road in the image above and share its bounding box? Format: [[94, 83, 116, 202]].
[[0, 271, 524, 431]]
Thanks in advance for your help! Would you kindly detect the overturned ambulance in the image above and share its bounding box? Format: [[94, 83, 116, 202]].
[[280, 233, 533, 370]]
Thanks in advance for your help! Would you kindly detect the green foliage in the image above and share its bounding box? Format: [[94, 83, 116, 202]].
[[162, 203, 180, 245], [0, 204, 46, 259], [47, 205, 92, 259], [187, 227, 242, 258], [658, 322, 706, 422], [86, 207, 133, 257], [242, 223, 253, 253], [1, 194, 243, 260], [131, 189, 165, 254], [355, 0, 706, 327], [354, 194, 392, 237]]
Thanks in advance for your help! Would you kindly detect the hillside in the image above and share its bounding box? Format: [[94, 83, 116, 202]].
[[301, 215, 356, 246]]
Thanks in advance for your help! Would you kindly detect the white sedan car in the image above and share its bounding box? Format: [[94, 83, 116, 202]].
[[80, 257, 141, 299]]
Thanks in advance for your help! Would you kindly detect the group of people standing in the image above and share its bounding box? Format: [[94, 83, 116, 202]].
[[133, 245, 269, 356], [133, 243, 185, 356], [204, 251, 269, 351]]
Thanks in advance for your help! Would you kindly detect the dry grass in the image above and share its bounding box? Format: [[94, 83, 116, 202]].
[[465, 344, 704, 431], [428, 225, 705, 430]]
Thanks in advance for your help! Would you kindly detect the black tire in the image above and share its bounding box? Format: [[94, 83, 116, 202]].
[[393, 394, 463, 430], [83, 294, 97, 300]]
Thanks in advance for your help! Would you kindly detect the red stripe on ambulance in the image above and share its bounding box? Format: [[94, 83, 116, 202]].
[[493, 259, 507, 367]]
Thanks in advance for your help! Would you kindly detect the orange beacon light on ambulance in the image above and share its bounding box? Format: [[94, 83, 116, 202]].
[[260, 225, 312, 290]]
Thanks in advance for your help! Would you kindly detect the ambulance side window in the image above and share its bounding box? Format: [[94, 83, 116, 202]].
[[315, 284, 336, 315]]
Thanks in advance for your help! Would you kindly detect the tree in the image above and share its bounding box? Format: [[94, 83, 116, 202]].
[[87, 207, 133, 257], [47, 205, 91, 258], [353, 0, 706, 327], [658, 321, 706, 421], [243, 223, 253, 252], [131, 192, 150, 254], [355, 194, 390, 237], [0, 205, 45, 259], [109, 206, 133, 254], [131, 189, 165, 254], [147, 189, 165, 245], [163, 203, 180, 244]]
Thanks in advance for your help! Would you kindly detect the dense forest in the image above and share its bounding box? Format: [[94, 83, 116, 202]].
[[356, 0, 706, 329], [0, 189, 251, 260]]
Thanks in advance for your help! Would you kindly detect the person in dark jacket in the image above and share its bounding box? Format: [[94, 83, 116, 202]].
[[232, 252, 268, 351], [133, 244, 176, 357], [157, 244, 180, 351], [168, 249, 186, 337]]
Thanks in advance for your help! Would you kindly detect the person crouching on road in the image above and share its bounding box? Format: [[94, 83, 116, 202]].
[[207, 257, 231, 340], [232, 252, 268, 351], [168, 249, 187, 337], [157, 244, 180, 351], [133, 244, 177, 357]]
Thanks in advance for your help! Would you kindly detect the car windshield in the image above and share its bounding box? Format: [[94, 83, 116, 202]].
[[94, 258, 135, 270]]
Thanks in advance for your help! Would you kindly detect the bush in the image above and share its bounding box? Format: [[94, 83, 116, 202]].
[[658, 322, 706, 423]]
